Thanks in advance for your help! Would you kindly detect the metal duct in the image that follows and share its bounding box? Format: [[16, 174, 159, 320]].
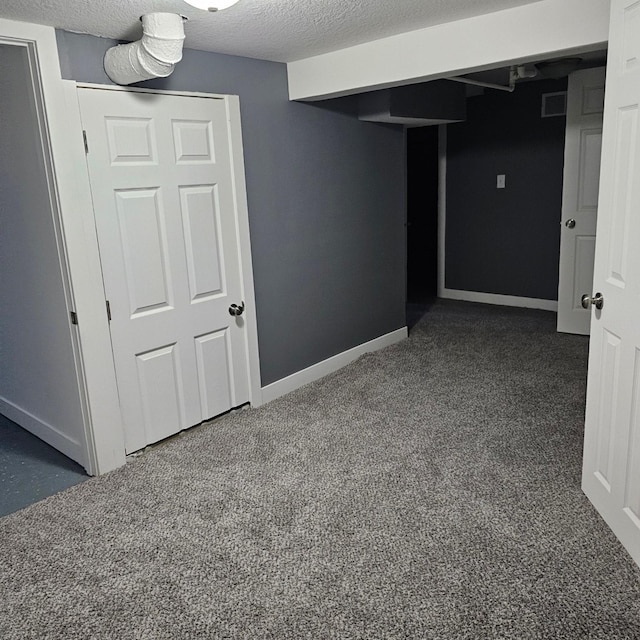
[[104, 13, 185, 86]]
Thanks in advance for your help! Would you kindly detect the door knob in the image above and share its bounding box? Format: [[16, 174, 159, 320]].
[[228, 301, 245, 317], [581, 292, 604, 310], [565, 218, 576, 229]]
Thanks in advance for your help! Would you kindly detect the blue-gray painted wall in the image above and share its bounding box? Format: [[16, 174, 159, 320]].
[[55, 31, 406, 386], [445, 79, 567, 301]]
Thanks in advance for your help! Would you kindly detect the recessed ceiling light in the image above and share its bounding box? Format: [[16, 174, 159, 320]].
[[183, 0, 240, 11]]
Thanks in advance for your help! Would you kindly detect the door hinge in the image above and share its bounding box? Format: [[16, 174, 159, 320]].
[[70, 311, 79, 325], [106, 300, 112, 322], [82, 130, 89, 154]]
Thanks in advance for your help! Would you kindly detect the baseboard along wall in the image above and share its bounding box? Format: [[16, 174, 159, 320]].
[[261, 327, 408, 404], [439, 288, 558, 312], [0, 396, 84, 464]]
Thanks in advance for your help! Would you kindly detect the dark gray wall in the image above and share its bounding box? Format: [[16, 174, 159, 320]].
[[445, 79, 567, 301], [56, 31, 406, 386]]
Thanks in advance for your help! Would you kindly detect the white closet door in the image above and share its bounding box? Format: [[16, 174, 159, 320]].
[[557, 67, 605, 335], [78, 88, 250, 453]]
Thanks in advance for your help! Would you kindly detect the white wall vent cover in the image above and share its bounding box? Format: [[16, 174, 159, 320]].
[[541, 91, 567, 118]]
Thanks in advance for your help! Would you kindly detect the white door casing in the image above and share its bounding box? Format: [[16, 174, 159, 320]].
[[557, 67, 605, 336], [582, 0, 640, 568], [78, 87, 257, 453]]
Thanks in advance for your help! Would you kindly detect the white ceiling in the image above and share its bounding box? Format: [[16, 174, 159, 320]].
[[0, 0, 543, 63]]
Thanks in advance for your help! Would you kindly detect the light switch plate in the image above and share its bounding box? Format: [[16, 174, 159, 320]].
[[497, 174, 506, 189]]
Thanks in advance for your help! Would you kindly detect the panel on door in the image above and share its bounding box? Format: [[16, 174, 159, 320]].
[[179, 185, 225, 301], [582, 0, 640, 568], [78, 88, 250, 453], [557, 67, 605, 335]]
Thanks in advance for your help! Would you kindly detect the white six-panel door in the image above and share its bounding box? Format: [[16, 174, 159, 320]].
[[78, 88, 250, 453], [582, 0, 640, 567], [557, 67, 605, 336]]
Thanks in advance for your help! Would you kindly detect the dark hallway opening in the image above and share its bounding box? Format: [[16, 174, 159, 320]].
[[406, 125, 439, 328], [406, 125, 439, 304]]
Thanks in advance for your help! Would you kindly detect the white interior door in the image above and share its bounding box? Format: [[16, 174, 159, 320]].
[[582, 0, 640, 568], [78, 87, 251, 453], [557, 67, 605, 335]]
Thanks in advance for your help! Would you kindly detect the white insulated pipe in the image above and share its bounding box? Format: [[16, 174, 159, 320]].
[[446, 76, 515, 93], [104, 13, 185, 86], [446, 65, 538, 94]]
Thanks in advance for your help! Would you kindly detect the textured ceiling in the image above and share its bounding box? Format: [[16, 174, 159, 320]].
[[0, 0, 543, 63]]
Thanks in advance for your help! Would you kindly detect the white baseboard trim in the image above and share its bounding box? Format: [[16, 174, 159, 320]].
[[0, 396, 83, 463], [440, 288, 558, 312], [261, 327, 408, 404]]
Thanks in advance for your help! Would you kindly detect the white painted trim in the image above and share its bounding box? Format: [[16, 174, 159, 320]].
[[437, 124, 447, 299], [75, 81, 228, 100], [261, 328, 408, 404], [287, 0, 609, 101], [0, 397, 84, 464], [440, 288, 558, 312], [224, 94, 263, 408], [61, 81, 126, 475]]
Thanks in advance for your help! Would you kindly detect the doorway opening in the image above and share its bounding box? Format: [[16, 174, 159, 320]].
[[406, 125, 439, 329], [0, 38, 90, 512]]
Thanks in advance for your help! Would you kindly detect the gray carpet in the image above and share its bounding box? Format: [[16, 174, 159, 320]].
[[1, 300, 639, 639]]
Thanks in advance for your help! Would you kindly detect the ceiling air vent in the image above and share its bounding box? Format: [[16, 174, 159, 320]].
[[541, 91, 567, 118]]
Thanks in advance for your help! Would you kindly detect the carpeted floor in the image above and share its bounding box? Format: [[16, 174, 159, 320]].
[[1, 300, 639, 639]]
